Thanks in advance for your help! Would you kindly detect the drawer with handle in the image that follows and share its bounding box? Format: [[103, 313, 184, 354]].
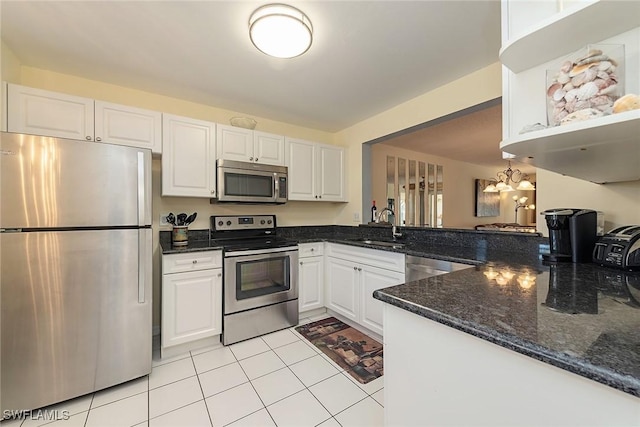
[[299, 242, 324, 257], [162, 250, 222, 274]]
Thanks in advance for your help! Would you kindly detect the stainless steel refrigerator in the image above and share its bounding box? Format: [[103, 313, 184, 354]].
[[1, 132, 152, 412]]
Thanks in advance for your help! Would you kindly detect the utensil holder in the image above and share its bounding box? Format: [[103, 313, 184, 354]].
[[172, 226, 188, 247]]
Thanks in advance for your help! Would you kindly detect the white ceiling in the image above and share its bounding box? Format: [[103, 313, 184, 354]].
[[1, 1, 515, 168]]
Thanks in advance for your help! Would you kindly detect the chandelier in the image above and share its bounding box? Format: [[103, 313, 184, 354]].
[[483, 161, 535, 193]]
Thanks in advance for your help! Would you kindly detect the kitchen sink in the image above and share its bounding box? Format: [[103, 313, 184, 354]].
[[354, 239, 405, 248]]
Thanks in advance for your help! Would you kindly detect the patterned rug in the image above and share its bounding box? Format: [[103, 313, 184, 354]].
[[295, 317, 383, 384]]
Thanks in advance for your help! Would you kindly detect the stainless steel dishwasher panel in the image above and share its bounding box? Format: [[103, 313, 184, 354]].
[[405, 255, 473, 281]]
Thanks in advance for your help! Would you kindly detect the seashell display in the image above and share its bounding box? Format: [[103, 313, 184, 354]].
[[560, 108, 604, 126], [575, 54, 609, 66], [547, 83, 563, 97], [547, 44, 624, 126], [553, 88, 566, 101], [613, 94, 640, 113], [598, 84, 618, 96], [560, 61, 573, 73], [577, 82, 598, 100]]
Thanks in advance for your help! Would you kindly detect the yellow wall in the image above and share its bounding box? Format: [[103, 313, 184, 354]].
[[536, 170, 640, 234], [333, 62, 504, 226], [1, 41, 22, 83]]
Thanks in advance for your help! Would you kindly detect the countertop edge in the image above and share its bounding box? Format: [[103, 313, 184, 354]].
[[374, 290, 640, 398]]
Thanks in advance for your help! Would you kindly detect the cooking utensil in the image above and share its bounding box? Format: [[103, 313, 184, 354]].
[[177, 213, 188, 226], [185, 212, 197, 225], [167, 213, 176, 226]]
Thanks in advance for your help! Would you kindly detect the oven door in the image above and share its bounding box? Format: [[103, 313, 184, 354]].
[[224, 246, 298, 314]]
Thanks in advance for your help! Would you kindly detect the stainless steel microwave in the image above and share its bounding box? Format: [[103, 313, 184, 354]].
[[214, 159, 288, 204]]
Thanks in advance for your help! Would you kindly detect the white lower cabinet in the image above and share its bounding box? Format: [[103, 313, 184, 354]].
[[161, 251, 222, 355], [359, 265, 404, 336], [325, 243, 405, 336], [325, 257, 360, 322], [298, 243, 325, 313]]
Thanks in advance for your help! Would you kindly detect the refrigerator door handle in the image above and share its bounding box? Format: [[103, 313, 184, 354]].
[[138, 229, 147, 304], [137, 152, 145, 227]]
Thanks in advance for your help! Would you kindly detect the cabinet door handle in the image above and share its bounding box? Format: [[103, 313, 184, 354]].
[[310, 248, 314, 252], [86, 136, 91, 140], [353, 266, 357, 270], [211, 190, 215, 195], [315, 195, 318, 199], [217, 273, 222, 277], [319, 195, 322, 199], [192, 260, 198, 264], [249, 157, 254, 161], [300, 261, 303, 265], [358, 267, 362, 271], [96, 137, 102, 142], [255, 158, 258, 162]]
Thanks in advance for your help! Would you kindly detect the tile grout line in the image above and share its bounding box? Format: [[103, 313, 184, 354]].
[[227, 343, 279, 427], [188, 353, 215, 427]]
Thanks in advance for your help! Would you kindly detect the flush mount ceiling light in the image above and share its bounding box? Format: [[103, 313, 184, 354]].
[[249, 4, 313, 59]]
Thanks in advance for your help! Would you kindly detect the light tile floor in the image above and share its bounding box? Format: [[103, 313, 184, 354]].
[[2, 315, 384, 427]]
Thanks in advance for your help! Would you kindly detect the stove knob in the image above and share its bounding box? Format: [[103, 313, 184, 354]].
[[218, 221, 223, 226], [267, 220, 272, 224], [226, 221, 232, 226], [260, 220, 266, 225]]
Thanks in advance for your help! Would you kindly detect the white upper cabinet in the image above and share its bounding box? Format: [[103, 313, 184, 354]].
[[7, 83, 94, 141], [94, 101, 162, 154], [286, 137, 317, 200], [500, 0, 640, 183], [217, 124, 285, 165], [317, 144, 346, 201], [285, 137, 346, 201], [254, 130, 285, 165], [6, 84, 162, 154], [162, 113, 216, 197], [216, 124, 253, 162]]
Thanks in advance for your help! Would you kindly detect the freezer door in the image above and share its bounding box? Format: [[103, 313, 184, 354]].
[[0, 228, 152, 412], [0, 132, 151, 228]]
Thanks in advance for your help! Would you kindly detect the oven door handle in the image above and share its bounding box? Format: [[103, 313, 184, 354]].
[[224, 246, 299, 257]]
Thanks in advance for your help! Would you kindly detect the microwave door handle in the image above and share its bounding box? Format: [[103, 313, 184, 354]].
[[273, 175, 279, 202]]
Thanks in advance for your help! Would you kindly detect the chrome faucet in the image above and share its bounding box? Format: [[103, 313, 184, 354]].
[[376, 207, 395, 223]]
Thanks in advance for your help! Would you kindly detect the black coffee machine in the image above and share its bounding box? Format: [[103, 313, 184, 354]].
[[541, 209, 597, 263]]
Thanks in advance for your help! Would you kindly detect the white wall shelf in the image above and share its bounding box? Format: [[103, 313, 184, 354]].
[[500, 0, 640, 73], [500, 110, 640, 183]]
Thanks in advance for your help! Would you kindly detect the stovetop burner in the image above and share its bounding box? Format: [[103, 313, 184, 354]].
[[209, 214, 297, 252]]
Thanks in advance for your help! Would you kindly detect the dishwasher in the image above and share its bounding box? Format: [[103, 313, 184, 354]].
[[405, 255, 473, 281]]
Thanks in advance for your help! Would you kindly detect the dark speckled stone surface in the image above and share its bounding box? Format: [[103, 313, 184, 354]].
[[158, 224, 640, 397], [375, 260, 640, 398]]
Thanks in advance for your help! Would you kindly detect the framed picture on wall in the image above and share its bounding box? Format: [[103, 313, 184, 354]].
[[475, 179, 500, 217]]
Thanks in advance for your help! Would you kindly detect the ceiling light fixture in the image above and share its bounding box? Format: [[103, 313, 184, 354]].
[[483, 161, 535, 193], [249, 4, 313, 59]]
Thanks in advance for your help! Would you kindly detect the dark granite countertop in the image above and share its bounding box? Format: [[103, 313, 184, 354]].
[[158, 224, 640, 397]]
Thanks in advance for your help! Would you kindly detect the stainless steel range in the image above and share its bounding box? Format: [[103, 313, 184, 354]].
[[210, 215, 298, 345]]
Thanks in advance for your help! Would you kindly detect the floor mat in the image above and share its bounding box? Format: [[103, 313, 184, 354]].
[[295, 317, 383, 384]]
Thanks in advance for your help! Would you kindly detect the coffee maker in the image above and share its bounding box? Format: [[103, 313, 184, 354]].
[[541, 209, 597, 263]]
